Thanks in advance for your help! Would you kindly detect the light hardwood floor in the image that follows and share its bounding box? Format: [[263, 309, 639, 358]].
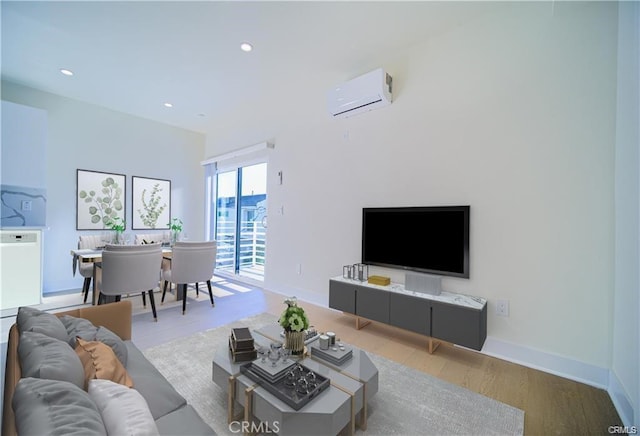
[[131, 286, 621, 435]]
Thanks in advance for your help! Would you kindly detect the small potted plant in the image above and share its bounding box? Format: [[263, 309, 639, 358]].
[[108, 216, 126, 244], [278, 297, 310, 355], [167, 218, 183, 245]]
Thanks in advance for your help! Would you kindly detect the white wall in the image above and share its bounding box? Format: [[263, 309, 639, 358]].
[[205, 2, 620, 372], [1, 82, 206, 294], [612, 1, 640, 427]]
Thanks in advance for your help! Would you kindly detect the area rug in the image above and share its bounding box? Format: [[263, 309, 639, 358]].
[[143, 313, 524, 435]]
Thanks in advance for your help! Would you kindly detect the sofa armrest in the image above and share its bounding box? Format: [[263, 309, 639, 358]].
[[2, 325, 20, 436], [69, 300, 132, 341], [2, 300, 133, 436]]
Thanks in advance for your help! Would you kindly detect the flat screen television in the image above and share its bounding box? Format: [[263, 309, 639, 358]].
[[362, 206, 470, 278]]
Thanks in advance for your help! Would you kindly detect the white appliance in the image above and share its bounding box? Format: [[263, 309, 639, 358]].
[[0, 230, 42, 310], [327, 68, 393, 118]]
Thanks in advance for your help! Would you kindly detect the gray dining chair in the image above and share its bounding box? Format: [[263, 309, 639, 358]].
[[134, 233, 163, 245], [104, 243, 164, 308], [77, 234, 104, 303], [161, 241, 217, 315], [134, 234, 171, 277], [99, 243, 163, 321]]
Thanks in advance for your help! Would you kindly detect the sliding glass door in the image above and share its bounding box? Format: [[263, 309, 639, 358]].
[[214, 170, 237, 276], [214, 162, 267, 281]]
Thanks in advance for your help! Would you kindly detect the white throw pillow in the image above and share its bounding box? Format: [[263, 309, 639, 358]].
[[88, 379, 159, 436]]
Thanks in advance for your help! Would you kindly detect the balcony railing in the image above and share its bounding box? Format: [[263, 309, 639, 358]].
[[215, 220, 265, 277]]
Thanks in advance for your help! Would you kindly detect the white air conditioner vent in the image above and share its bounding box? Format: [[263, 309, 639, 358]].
[[327, 68, 392, 118]]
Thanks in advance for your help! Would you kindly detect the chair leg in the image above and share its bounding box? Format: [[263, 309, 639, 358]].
[[195, 282, 199, 297], [182, 284, 187, 315], [161, 280, 168, 304], [82, 277, 91, 303], [98, 293, 108, 305], [206, 280, 215, 307], [148, 290, 158, 322], [141, 292, 147, 307]]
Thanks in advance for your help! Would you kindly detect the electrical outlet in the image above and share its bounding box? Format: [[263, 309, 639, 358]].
[[496, 300, 509, 317], [21, 200, 32, 211]]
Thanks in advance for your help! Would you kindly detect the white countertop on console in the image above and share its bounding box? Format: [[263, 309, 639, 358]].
[[331, 276, 486, 310], [0, 227, 47, 230]]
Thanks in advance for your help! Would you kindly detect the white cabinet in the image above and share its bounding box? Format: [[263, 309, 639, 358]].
[[0, 230, 42, 310]]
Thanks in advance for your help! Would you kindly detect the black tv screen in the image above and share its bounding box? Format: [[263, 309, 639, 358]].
[[362, 206, 470, 278]]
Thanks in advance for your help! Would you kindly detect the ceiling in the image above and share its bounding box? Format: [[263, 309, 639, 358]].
[[2, 1, 501, 136]]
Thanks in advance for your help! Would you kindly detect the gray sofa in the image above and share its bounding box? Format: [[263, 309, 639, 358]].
[[2, 300, 215, 435]]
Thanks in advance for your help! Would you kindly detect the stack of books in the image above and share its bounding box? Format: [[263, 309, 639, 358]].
[[310, 343, 353, 366], [247, 358, 295, 384], [229, 327, 257, 363]]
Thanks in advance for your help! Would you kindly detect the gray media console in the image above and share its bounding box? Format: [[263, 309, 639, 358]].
[[329, 277, 487, 351]]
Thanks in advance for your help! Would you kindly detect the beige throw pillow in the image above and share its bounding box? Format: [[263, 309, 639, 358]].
[[88, 379, 159, 436], [75, 337, 134, 389]]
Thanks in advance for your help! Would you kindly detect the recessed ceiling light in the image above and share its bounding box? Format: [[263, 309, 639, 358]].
[[240, 42, 253, 52], [164, 102, 173, 108], [60, 68, 74, 76]]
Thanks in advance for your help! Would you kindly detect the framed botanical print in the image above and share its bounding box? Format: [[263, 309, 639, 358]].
[[132, 176, 171, 230], [77, 169, 126, 230]]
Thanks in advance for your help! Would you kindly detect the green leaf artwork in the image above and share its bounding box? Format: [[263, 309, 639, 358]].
[[78, 176, 123, 228], [137, 183, 167, 229]]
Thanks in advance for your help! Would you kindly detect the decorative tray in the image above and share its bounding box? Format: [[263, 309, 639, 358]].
[[240, 361, 330, 410], [310, 343, 353, 366], [249, 358, 296, 384]]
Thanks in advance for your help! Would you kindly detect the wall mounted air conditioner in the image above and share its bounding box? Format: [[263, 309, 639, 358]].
[[327, 68, 393, 118]]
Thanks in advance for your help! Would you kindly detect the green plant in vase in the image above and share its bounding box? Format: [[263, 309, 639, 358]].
[[278, 297, 309, 355], [167, 218, 183, 245], [108, 216, 126, 244]]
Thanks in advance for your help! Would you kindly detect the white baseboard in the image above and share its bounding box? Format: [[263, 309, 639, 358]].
[[263, 285, 328, 308], [481, 336, 609, 389], [482, 336, 637, 427], [608, 370, 636, 427]]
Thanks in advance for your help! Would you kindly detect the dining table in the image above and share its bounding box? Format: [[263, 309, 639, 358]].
[[71, 246, 172, 305]]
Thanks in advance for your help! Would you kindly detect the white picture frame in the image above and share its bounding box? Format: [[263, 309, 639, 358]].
[[76, 169, 126, 230], [132, 176, 171, 230]]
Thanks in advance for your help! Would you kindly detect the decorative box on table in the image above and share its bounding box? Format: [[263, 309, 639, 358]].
[[367, 275, 391, 286], [232, 327, 254, 350], [229, 327, 257, 362]]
